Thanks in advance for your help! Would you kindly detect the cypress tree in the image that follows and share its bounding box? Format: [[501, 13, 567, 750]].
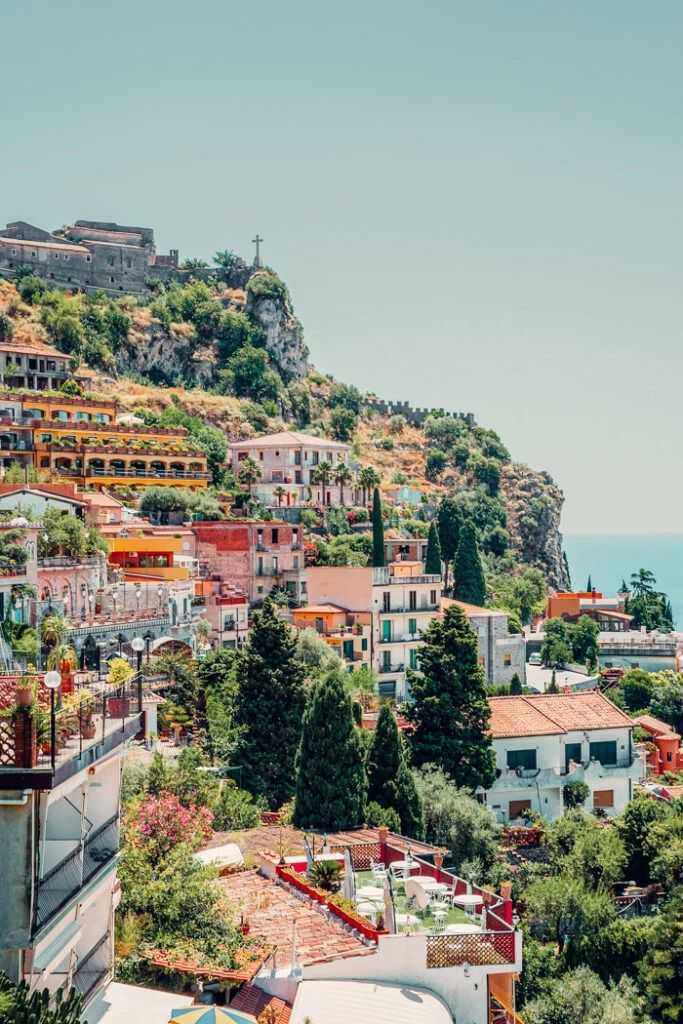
[[372, 486, 384, 567], [294, 669, 367, 830], [586, 574, 592, 592], [436, 497, 462, 592], [407, 603, 496, 788], [367, 703, 424, 837], [424, 520, 442, 576], [509, 672, 523, 695], [453, 520, 486, 606], [233, 598, 306, 808]]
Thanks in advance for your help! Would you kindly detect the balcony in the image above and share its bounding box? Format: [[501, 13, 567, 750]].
[[72, 934, 111, 1002], [379, 605, 438, 615], [0, 676, 146, 791], [35, 814, 120, 931], [379, 663, 405, 675], [379, 633, 421, 644]]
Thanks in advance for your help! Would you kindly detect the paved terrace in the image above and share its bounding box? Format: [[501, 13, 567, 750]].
[[219, 870, 372, 969]]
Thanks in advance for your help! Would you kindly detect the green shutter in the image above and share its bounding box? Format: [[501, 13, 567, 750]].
[[507, 748, 537, 771], [565, 743, 582, 770], [589, 740, 617, 766]]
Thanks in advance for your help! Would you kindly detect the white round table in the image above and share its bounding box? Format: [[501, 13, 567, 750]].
[[413, 876, 449, 897], [357, 885, 384, 899], [453, 894, 484, 913], [391, 859, 419, 876], [445, 922, 481, 934]]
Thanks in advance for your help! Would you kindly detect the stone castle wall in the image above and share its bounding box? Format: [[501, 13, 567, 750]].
[[363, 397, 475, 428]]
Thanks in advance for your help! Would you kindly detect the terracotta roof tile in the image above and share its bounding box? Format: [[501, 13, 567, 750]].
[[230, 430, 349, 450], [219, 870, 366, 968], [489, 691, 633, 739], [230, 986, 292, 1023]]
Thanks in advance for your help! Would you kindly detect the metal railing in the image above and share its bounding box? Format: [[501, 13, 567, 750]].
[[379, 663, 405, 675], [72, 934, 111, 1001], [35, 814, 120, 930]]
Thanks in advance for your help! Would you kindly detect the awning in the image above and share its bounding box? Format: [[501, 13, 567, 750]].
[[292, 980, 453, 1024]]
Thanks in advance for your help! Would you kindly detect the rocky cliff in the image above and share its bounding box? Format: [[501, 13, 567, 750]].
[[500, 463, 570, 590]]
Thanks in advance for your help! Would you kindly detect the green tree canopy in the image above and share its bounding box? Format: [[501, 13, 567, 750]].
[[413, 765, 499, 872], [407, 604, 496, 789], [233, 599, 306, 808], [294, 669, 366, 830], [366, 703, 424, 837], [453, 520, 486, 606], [424, 520, 442, 575]]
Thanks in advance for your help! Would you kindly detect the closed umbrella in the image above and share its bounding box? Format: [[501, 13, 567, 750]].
[[170, 1008, 258, 1024]]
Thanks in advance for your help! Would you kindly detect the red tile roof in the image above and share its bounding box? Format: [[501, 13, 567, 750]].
[[230, 430, 349, 450], [218, 870, 367, 968], [489, 691, 633, 738], [230, 986, 292, 1024], [441, 597, 499, 617], [0, 342, 69, 359]]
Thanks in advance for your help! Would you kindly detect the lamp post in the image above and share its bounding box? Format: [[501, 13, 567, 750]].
[[157, 585, 163, 617], [80, 583, 87, 620], [131, 636, 144, 674], [135, 587, 142, 618], [44, 669, 61, 772]]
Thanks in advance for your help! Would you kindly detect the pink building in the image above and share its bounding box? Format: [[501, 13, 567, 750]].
[[230, 431, 354, 507]]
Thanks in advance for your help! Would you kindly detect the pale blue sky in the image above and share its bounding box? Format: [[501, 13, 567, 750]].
[[2, 1, 682, 533]]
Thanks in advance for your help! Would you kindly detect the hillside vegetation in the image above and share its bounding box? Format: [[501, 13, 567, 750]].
[[0, 268, 569, 601]]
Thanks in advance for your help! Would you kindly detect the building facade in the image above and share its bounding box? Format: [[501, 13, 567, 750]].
[[292, 604, 372, 670], [443, 600, 526, 687], [230, 431, 353, 507], [482, 692, 644, 822], [192, 520, 306, 605]]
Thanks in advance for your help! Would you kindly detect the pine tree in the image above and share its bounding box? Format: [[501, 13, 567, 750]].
[[294, 669, 367, 829], [453, 521, 486, 606], [233, 598, 306, 808], [424, 520, 442, 576], [407, 603, 496, 788], [372, 486, 384, 567], [642, 888, 683, 1022], [509, 673, 523, 695], [366, 703, 424, 837]]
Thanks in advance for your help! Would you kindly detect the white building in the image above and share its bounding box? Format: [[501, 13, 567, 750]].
[[482, 691, 644, 822], [0, 678, 145, 1007], [230, 430, 353, 507]]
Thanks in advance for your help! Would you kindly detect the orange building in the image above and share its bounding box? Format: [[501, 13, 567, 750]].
[[101, 523, 197, 582], [634, 714, 683, 776], [292, 603, 372, 669]]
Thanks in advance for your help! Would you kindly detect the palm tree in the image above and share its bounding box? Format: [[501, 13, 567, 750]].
[[358, 466, 381, 507], [313, 461, 334, 505], [273, 485, 287, 507], [47, 642, 77, 672], [238, 457, 262, 514], [334, 463, 353, 507]]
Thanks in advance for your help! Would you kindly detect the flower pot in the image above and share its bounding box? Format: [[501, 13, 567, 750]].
[[81, 719, 96, 739], [15, 686, 34, 707]]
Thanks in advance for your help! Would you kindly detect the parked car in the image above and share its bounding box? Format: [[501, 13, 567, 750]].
[[528, 652, 542, 666]]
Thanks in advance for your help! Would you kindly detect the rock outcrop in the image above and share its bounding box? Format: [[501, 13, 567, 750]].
[[501, 463, 570, 591]]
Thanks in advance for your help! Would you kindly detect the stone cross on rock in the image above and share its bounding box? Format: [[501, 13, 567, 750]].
[[252, 234, 263, 268]]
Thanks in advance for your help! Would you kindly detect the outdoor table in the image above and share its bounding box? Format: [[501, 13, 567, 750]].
[[395, 912, 419, 928], [445, 922, 481, 934], [453, 894, 484, 914], [412, 876, 449, 897], [390, 859, 419, 876], [357, 885, 384, 899]]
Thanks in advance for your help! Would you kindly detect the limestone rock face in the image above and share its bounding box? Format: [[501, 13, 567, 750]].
[[245, 291, 308, 381], [501, 463, 570, 591]]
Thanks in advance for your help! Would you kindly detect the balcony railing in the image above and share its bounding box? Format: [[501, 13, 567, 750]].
[[379, 605, 438, 615], [72, 934, 111, 1002], [54, 467, 211, 481], [35, 814, 119, 931], [379, 663, 405, 675]]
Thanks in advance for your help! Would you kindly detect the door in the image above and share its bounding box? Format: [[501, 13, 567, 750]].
[[509, 799, 532, 820], [382, 620, 392, 643]]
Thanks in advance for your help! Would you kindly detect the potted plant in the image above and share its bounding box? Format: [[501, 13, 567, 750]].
[[15, 670, 37, 707], [106, 656, 134, 718], [65, 690, 97, 739]]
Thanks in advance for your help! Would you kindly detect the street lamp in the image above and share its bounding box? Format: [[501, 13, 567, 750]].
[[44, 670, 61, 771], [157, 585, 164, 616], [135, 587, 142, 617], [131, 636, 144, 673]]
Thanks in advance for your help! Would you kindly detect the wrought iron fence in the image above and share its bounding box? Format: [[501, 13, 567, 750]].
[[83, 814, 120, 884]]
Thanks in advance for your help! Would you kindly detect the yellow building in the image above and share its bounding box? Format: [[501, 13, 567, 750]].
[[102, 524, 196, 581], [292, 604, 372, 669]]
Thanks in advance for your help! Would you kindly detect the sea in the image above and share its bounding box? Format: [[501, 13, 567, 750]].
[[563, 534, 683, 631]]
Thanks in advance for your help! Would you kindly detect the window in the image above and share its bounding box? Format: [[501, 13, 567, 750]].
[[430, 589, 437, 605], [382, 620, 392, 643], [408, 618, 417, 636], [565, 742, 582, 770], [593, 789, 614, 809], [507, 748, 537, 771], [409, 591, 417, 611], [272, 556, 279, 574], [110, 276, 115, 283], [31, 250, 36, 257], [382, 592, 391, 612], [40, 433, 52, 443], [108, 256, 115, 266], [503, 653, 512, 667], [126, 258, 132, 268], [237, 451, 247, 462], [86, 255, 91, 262], [589, 740, 617, 766], [409, 648, 418, 670], [271, 528, 279, 544], [64, 254, 69, 261], [509, 799, 532, 819], [361, 638, 368, 651], [11, 249, 17, 256], [54, 253, 59, 259]]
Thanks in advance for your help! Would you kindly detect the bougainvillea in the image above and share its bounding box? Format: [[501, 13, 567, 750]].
[[129, 790, 213, 861]]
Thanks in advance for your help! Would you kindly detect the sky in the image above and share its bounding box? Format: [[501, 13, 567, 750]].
[[2, 1, 682, 534]]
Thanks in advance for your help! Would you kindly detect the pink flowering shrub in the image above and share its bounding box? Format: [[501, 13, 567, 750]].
[[131, 790, 213, 859]]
